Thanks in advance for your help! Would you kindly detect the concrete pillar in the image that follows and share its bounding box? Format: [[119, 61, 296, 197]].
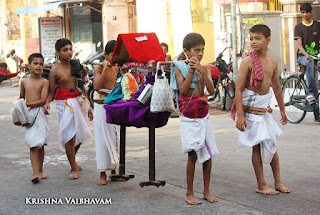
[[279, 0, 314, 72]]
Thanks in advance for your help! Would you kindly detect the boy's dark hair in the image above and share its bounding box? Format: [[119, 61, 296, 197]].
[[183, 33, 205, 51], [105, 40, 116, 55], [55, 38, 72, 51], [300, 3, 312, 12], [160, 42, 168, 50], [249, 24, 271, 38], [28, 53, 44, 64]]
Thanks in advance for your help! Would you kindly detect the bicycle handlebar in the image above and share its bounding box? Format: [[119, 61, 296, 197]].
[[311, 55, 320, 60]]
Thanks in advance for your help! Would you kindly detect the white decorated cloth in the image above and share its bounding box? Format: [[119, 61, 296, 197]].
[[94, 103, 120, 171], [55, 95, 93, 148], [238, 88, 282, 163], [180, 113, 219, 164], [25, 107, 50, 148]]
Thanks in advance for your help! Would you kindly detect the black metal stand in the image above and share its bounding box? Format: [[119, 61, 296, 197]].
[[109, 126, 135, 181], [139, 122, 166, 188], [109, 123, 165, 187]]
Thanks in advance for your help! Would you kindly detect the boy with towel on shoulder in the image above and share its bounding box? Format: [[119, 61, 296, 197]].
[[170, 33, 219, 205], [12, 53, 50, 183], [93, 40, 121, 185], [232, 24, 291, 195]]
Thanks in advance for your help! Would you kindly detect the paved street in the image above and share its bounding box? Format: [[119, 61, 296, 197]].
[[0, 81, 319, 215]]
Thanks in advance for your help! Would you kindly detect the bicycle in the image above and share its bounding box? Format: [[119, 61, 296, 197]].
[[281, 54, 320, 123]]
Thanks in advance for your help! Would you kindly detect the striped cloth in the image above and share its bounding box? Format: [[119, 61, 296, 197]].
[[248, 50, 264, 89]]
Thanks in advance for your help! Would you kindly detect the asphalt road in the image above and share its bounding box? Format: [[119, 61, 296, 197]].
[[0, 81, 319, 215]]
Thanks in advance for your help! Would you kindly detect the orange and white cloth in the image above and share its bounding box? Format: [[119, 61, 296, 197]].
[[94, 102, 120, 172], [93, 89, 112, 104], [55, 94, 92, 148], [238, 88, 282, 163]]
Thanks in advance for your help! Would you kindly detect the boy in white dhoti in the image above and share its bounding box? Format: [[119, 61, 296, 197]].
[[233, 24, 291, 195], [45, 39, 93, 180], [15, 53, 50, 183], [171, 33, 219, 205], [93, 40, 120, 185]]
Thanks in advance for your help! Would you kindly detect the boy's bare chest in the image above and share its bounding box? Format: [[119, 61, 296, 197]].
[[56, 70, 76, 85], [246, 58, 274, 94], [25, 79, 43, 97]]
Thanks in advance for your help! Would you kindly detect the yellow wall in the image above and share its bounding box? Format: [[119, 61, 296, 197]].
[[192, 23, 215, 64], [190, 0, 215, 64]]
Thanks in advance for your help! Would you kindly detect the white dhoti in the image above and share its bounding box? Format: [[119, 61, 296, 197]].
[[180, 113, 219, 164], [25, 107, 50, 148], [238, 89, 282, 163], [94, 102, 120, 171], [55, 95, 93, 148]]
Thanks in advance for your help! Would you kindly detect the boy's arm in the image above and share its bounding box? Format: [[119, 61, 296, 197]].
[[26, 80, 49, 108], [175, 66, 195, 96], [44, 69, 56, 113], [271, 60, 287, 125], [293, 24, 310, 60], [189, 57, 214, 95], [93, 63, 104, 91], [19, 79, 25, 99], [203, 66, 215, 95], [235, 57, 251, 131]]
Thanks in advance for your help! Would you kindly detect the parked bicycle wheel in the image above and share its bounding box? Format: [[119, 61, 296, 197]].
[[282, 76, 307, 123]]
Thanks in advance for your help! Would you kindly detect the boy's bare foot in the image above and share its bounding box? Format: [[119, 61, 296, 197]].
[[203, 193, 219, 203], [39, 172, 48, 179], [256, 185, 279, 195], [76, 162, 83, 171], [31, 176, 40, 184], [68, 171, 79, 180], [275, 183, 291, 193], [97, 173, 107, 185], [185, 194, 202, 205]]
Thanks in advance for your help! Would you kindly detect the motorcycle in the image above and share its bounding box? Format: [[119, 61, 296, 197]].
[[41, 56, 57, 80], [0, 57, 16, 83], [2, 50, 29, 85], [205, 48, 235, 110]]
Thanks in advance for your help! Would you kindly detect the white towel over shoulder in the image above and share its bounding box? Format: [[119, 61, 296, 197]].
[[180, 113, 219, 164], [55, 95, 93, 148]]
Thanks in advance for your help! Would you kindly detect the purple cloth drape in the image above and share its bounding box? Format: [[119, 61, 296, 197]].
[[104, 72, 170, 128]]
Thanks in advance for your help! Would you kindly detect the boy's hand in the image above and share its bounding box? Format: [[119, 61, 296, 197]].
[[188, 57, 202, 71], [44, 103, 50, 115], [280, 110, 288, 125], [102, 61, 112, 70], [88, 108, 93, 121], [306, 55, 312, 61], [236, 115, 247, 131]]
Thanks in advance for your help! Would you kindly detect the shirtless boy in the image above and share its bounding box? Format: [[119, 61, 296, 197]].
[[234, 24, 291, 195], [19, 53, 50, 183], [93, 40, 120, 185], [45, 38, 93, 180], [171, 33, 219, 204]]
